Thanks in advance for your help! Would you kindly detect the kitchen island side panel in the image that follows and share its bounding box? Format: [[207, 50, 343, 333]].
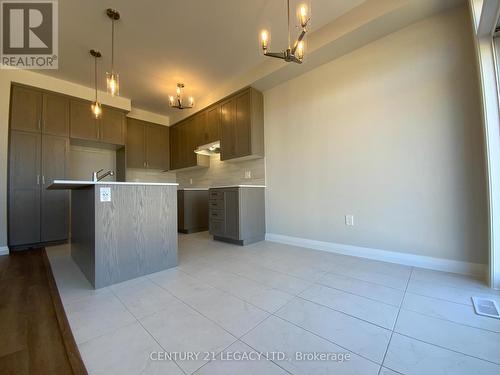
[[94, 185, 178, 288], [70, 187, 96, 285]]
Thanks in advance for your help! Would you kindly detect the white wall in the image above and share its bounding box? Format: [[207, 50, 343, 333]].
[[264, 5, 488, 266]]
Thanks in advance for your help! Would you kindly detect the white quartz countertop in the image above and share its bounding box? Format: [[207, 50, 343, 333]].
[[47, 180, 179, 190], [209, 185, 266, 189]]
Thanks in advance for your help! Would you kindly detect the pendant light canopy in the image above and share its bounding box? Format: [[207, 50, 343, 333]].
[[90, 49, 102, 119], [169, 83, 194, 110], [259, 0, 311, 64], [106, 8, 120, 96]]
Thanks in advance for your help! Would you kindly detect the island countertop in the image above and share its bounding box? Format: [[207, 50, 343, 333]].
[[48, 180, 179, 190]]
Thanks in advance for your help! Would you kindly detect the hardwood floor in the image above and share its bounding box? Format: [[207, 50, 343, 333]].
[[0, 249, 87, 374]]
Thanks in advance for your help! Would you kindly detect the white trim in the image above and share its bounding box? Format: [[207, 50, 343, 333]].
[[0, 246, 9, 256], [265, 233, 487, 277]]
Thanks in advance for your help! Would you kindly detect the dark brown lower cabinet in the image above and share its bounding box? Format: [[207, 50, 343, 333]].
[[208, 186, 265, 246], [8, 130, 69, 248]]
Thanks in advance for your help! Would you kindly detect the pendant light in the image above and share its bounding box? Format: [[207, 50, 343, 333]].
[[106, 8, 120, 96], [168, 83, 194, 110], [259, 0, 310, 64], [90, 49, 102, 119]]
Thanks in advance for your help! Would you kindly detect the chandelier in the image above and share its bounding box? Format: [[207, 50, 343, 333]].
[[169, 83, 194, 110], [259, 0, 310, 64]]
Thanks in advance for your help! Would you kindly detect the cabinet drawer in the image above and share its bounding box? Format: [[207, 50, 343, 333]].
[[209, 190, 224, 200], [209, 199, 224, 210], [209, 219, 225, 236], [209, 209, 225, 220]]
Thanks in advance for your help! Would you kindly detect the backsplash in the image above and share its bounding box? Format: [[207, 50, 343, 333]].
[[176, 155, 265, 188], [126, 169, 176, 183]]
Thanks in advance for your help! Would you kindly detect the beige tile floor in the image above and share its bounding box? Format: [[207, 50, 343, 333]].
[[46, 232, 500, 375]]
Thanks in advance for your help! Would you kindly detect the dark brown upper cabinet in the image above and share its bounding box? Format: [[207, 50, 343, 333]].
[[70, 99, 126, 145], [10, 85, 42, 133], [168, 87, 263, 169], [126, 118, 169, 170], [70, 99, 99, 141], [220, 88, 263, 161], [205, 105, 221, 144], [100, 106, 126, 145], [42, 92, 70, 136], [10, 85, 70, 137]]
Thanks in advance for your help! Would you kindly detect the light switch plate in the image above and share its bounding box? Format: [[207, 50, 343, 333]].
[[244, 170, 252, 179], [100, 187, 111, 202]]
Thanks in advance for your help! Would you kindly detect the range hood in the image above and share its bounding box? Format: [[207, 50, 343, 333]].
[[194, 141, 220, 156]]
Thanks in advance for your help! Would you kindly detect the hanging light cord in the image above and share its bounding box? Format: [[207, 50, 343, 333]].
[[94, 55, 98, 102], [287, 0, 290, 50], [111, 18, 114, 72]]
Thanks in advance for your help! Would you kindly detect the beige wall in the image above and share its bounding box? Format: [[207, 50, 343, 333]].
[[176, 155, 265, 188], [264, 5, 488, 264]]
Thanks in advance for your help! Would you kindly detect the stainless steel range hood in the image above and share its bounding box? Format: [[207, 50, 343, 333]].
[[194, 141, 220, 156]]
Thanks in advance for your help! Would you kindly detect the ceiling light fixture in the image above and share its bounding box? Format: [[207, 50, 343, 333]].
[[169, 83, 194, 110], [106, 8, 120, 96], [90, 49, 102, 119], [259, 0, 310, 64]]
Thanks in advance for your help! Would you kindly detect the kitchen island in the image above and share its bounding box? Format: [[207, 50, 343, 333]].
[[48, 181, 178, 288]]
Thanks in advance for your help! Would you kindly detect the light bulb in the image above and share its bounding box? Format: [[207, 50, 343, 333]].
[[169, 96, 175, 106], [296, 41, 305, 60], [260, 30, 269, 51], [91, 101, 102, 119], [189, 97, 194, 107], [176, 86, 181, 96], [299, 5, 309, 28], [106, 72, 119, 96]]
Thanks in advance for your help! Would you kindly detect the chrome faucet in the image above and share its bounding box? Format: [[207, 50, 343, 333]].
[[92, 169, 115, 182]]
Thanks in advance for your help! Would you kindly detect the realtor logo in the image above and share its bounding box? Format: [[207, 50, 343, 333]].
[[1, 0, 58, 69]]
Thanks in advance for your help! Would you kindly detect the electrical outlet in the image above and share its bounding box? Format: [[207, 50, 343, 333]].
[[244, 170, 252, 179], [100, 187, 111, 202], [345, 215, 354, 226], [189, 178, 193, 185]]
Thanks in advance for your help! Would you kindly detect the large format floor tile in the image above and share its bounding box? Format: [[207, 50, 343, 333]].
[[299, 284, 399, 329], [317, 272, 405, 306], [194, 341, 289, 375], [140, 299, 236, 374], [65, 291, 136, 344], [402, 292, 500, 333], [79, 322, 184, 375], [241, 315, 380, 375], [47, 232, 500, 375], [276, 297, 392, 363], [384, 333, 500, 375], [395, 309, 500, 364]]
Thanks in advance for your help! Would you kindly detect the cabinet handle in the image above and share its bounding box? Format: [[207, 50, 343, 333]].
[[38, 119, 41, 130], [42, 176, 45, 185], [144, 161, 146, 168], [37, 175, 40, 185]]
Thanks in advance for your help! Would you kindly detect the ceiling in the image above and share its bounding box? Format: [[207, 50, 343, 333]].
[[41, 0, 366, 116], [41, 0, 464, 118]]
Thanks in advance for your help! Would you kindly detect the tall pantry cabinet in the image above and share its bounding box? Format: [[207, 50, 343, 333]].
[[8, 85, 69, 248]]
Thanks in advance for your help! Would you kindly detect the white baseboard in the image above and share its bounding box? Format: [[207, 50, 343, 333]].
[[0, 246, 9, 256], [265, 233, 487, 277]]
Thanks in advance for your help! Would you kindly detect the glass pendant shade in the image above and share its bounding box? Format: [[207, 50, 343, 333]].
[[91, 101, 102, 119], [106, 71, 119, 96]]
